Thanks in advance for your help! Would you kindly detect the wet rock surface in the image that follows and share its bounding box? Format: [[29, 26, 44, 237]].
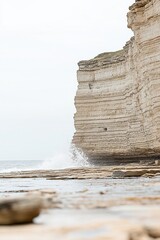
[[0, 165, 159, 179], [0, 165, 160, 239]]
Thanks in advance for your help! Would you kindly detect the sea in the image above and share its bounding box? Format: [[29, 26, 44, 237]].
[[0, 159, 160, 197], [0, 160, 43, 173], [0, 155, 89, 195], [0, 150, 89, 173]]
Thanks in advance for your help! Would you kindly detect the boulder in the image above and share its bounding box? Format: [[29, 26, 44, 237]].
[[0, 195, 42, 225]]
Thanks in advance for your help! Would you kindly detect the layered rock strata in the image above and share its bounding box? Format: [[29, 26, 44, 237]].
[[73, 0, 160, 163]]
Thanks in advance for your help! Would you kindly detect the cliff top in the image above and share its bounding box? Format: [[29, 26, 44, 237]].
[[94, 50, 124, 60], [129, 0, 152, 11], [78, 38, 135, 70], [78, 49, 125, 71]]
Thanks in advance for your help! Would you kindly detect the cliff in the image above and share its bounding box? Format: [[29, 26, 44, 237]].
[[73, 0, 160, 163]]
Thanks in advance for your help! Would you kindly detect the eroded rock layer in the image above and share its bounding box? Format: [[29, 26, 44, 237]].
[[73, 0, 160, 162]]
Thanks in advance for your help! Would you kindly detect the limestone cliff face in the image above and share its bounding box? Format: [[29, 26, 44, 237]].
[[73, 0, 160, 162]]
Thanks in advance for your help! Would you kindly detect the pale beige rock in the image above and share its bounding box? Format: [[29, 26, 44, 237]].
[[73, 0, 160, 163], [155, 160, 160, 166], [112, 168, 160, 178], [0, 165, 159, 179], [0, 195, 42, 225]]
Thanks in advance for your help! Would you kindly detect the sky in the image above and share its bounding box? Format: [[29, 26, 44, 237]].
[[0, 0, 134, 160]]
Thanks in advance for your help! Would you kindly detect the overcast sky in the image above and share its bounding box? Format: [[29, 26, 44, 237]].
[[0, 0, 133, 160]]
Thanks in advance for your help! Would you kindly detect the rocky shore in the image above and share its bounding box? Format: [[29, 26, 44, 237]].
[[0, 164, 160, 179], [0, 164, 160, 239]]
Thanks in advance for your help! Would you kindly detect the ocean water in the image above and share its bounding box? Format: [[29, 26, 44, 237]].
[[0, 159, 160, 203], [0, 160, 43, 173], [0, 149, 88, 173], [0, 152, 87, 195], [0, 150, 90, 195], [1, 155, 160, 201]]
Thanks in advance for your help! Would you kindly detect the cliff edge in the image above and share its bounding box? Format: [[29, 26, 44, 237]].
[[73, 0, 160, 163]]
